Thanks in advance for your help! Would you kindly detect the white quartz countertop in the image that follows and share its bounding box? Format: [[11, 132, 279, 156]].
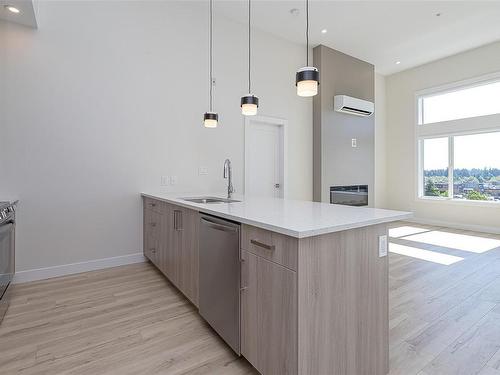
[[141, 192, 412, 238]]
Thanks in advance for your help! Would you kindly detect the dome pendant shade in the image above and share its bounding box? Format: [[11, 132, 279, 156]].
[[203, 112, 218, 128], [296, 67, 319, 97], [240, 94, 259, 116]]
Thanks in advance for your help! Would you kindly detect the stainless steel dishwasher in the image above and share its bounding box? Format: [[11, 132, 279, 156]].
[[199, 214, 241, 354]]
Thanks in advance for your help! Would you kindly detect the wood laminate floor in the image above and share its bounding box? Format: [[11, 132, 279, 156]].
[[388, 223, 500, 375], [1, 223, 500, 374]]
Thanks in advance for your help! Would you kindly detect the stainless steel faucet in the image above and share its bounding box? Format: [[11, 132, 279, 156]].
[[223, 159, 234, 199]]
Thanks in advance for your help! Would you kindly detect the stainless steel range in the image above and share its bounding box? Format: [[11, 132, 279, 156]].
[[0, 201, 17, 324]]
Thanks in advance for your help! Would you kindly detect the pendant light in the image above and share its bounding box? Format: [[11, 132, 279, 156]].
[[296, 0, 319, 97], [204, 0, 218, 128], [241, 0, 259, 116]]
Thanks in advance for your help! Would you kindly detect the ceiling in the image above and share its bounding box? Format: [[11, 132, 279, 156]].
[[216, 1, 500, 75], [0, 0, 37, 28]]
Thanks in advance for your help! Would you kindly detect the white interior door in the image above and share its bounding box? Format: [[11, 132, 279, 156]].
[[245, 116, 286, 198]]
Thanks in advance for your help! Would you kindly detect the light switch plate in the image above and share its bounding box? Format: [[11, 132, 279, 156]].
[[351, 138, 357, 148], [378, 235, 388, 257]]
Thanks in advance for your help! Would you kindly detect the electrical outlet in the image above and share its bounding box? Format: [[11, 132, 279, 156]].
[[160, 176, 169, 186], [170, 176, 178, 185], [199, 166, 208, 175], [378, 235, 388, 257], [351, 138, 357, 148]]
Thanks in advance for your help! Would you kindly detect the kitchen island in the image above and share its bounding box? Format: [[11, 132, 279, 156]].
[[141, 192, 412, 375]]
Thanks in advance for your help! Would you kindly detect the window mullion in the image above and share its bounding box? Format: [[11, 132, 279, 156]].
[[418, 139, 423, 197], [448, 136, 454, 199]]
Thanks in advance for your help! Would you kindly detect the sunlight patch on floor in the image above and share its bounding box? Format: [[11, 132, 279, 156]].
[[389, 243, 464, 265], [402, 231, 500, 253], [389, 226, 430, 238]]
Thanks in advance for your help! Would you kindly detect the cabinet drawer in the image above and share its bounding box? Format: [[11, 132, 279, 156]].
[[144, 209, 162, 240], [143, 197, 163, 214], [241, 225, 298, 271], [144, 235, 160, 266]]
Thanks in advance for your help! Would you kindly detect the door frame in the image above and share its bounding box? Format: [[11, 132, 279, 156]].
[[244, 115, 288, 199]]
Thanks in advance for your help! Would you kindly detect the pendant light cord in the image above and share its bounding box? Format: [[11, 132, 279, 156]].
[[209, 0, 213, 111], [306, 0, 309, 66], [248, 0, 251, 94]]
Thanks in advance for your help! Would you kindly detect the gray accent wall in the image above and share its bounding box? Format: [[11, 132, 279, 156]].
[[313, 45, 375, 205]]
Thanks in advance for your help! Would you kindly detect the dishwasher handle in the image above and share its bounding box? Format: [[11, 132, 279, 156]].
[[201, 217, 238, 233]]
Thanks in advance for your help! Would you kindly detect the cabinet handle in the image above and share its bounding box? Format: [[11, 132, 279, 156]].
[[149, 202, 156, 208], [150, 222, 157, 227], [150, 248, 156, 253], [173, 210, 183, 231], [250, 239, 275, 251]]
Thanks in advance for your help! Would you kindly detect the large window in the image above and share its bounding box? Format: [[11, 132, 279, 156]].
[[420, 132, 500, 201], [417, 75, 500, 203]]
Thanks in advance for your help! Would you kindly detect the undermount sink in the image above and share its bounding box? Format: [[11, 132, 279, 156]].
[[181, 196, 241, 204]]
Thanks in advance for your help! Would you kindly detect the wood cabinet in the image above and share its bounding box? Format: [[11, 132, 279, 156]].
[[242, 223, 389, 375], [159, 203, 177, 283], [143, 205, 162, 268], [241, 250, 297, 375], [241, 224, 298, 271], [142, 196, 389, 375], [143, 198, 199, 307], [174, 206, 199, 306], [241, 250, 258, 366]]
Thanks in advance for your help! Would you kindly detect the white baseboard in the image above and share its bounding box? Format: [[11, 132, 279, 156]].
[[408, 217, 500, 235], [13, 253, 146, 284]]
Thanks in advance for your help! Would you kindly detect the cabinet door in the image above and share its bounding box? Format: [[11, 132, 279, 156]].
[[257, 258, 297, 375], [159, 203, 177, 283], [143, 200, 199, 307], [241, 253, 297, 375], [241, 250, 259, 366], [174, 207, 199, 306]]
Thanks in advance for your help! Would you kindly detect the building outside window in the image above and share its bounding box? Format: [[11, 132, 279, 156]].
[[417, 74, 500, 202]]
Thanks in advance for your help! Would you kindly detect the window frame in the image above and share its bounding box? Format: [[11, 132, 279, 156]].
[[417, 73, 500, 126], [415, 72, 500, 206]]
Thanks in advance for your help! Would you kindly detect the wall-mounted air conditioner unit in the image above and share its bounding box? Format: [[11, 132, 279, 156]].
[[334, 95, 374, 117]]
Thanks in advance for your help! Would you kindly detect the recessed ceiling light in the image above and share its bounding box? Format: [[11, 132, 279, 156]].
[[321, 29, 327, 34], [395, 61, 401, 65], [4, 5, 20, 14], [290, 8, 300, 16]]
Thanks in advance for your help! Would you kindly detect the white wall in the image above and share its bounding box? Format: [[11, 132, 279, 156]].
[[0, 1, 312, 272], [374, 73, 387, 208], [386, 41, 500, 232]]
